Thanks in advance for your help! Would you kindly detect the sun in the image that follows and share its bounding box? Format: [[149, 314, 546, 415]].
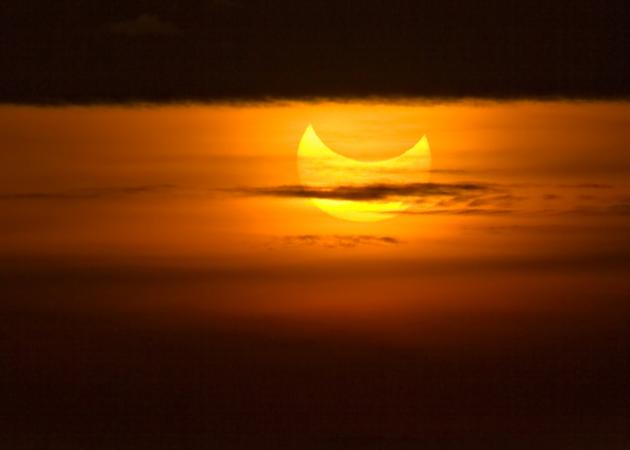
[[297, 124, 431, 222]]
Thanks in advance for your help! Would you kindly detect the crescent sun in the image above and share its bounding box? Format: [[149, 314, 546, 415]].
[[297, 124, 431, 222]]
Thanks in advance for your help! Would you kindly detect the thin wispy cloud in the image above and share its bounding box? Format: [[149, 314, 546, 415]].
[[274, 234, 401, 249], [556, 183, 613, 189], [0, 184, 176, 200], [397, 208, 514, 216], [561, 201, 630, 217]]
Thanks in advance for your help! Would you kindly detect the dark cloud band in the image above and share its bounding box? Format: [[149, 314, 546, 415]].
[[0, 185, 176, 200], [235, 182, 493, 202], [1, 0, 628, 103]]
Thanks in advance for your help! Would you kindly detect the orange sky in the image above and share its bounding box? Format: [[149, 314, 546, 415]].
[[2, 101, 629, 267], [2, 100, 630, 390]]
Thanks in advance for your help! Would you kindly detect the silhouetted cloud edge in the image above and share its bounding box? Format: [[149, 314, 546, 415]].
[[3, 96, 630, 107]]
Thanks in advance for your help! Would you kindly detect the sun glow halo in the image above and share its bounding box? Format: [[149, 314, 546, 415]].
[[297, 124, 431, 222]]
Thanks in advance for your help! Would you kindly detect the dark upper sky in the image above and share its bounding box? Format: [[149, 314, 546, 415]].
[[1, 0, 629, 102]]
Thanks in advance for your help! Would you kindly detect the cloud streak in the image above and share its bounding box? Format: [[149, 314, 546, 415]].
[[0, 184, 176, 200], [235, 181, 630, 218], [235, 182, 520, 216], [235, 182, 494, 202], [397, 208, 514, 216], [3, 182, 629, 220], [274, 234, 401, 249]]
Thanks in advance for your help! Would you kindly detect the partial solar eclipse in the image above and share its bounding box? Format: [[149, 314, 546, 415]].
[[297, 124, 431, 222]]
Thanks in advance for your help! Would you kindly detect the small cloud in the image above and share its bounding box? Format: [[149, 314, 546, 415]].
[[105, 14, 180, 36], [467, 193, 523, 208]]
